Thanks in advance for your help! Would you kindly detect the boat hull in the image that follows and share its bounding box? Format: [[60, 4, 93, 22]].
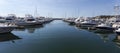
[[96, 27, 114, 30], [116, 32, 120, 35], [0, 27, 14, 33], [34, 22, 43, 25], [15, 22, 35, 26], [76, 23, 96, 28]]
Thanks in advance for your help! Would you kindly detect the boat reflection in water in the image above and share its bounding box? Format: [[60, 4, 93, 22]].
[[75, 26, 88, 31], [76, 26, 113, 43], [14, 25, 44, 33], [0, 33, 21, 43], [74, 26, 82, 31], [95, 32, 112, 43], [113, 35, 120, 48]]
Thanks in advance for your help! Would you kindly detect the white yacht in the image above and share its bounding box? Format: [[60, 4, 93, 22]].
[[74, 17, 83, 25], [63, 18, 76, 24], [95, 23, 114, 31], [36, 16, 45, 23], [15, 14, 42, 26], [75, 17, 97, 27], [80, 20, 97, 27], [67, 18, 76, 24], [112, 22, 120, 28], [0, 23, 17, 33], [0, 14, 16, 23], [5, 14, 16, 22], [110, 17, 120, 28], [0, 16, 6, 23]]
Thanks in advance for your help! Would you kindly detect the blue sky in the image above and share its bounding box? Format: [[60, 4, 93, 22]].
[[0, 0, 119, 18]]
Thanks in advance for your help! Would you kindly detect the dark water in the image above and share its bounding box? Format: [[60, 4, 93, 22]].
[[0, 20, 120, 53]]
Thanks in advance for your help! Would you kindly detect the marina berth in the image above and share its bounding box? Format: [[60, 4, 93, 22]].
[[1, 0, 120, 53]]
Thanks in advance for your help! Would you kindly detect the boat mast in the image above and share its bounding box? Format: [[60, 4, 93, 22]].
[[34, 6, 39, 18], [114, 0, 120, 18], [64, 12, 67, 18]]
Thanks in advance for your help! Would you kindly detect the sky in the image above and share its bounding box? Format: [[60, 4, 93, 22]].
[[0, 0, 119, 18]]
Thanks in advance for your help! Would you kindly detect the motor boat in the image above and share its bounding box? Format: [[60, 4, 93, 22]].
[[0, 23, 17, 33], [15, 14, 42, 26], [96, 23, 114, 31]]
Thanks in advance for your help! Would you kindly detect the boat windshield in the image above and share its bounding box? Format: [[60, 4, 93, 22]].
[[27, 19, 35, 21], [6, 18, 13, 20]]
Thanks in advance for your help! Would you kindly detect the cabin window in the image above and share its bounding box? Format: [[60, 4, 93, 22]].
[[6, 18, 13, 20], [27, 19, 35, 21]]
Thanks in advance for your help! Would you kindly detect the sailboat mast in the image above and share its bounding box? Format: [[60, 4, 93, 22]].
[[114, 0, 120, 18], [34, 6, 38, 18]]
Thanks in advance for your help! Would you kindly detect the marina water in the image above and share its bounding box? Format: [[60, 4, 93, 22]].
[[0, 20, 120, 53]]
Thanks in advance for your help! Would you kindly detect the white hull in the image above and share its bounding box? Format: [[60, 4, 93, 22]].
[[34, 21, 43, 25], [15, 20, 42, 26], [15, 21, 37, 26], [112, 23, 120, 28], [16, 22, 42, 26]]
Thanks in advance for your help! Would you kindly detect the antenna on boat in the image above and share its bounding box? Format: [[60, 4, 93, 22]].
[[34, 6, 39, 18], [64, 12, 67, 18]]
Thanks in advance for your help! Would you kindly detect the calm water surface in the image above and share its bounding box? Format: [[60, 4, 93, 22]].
[[0, 20, 120, 53]]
